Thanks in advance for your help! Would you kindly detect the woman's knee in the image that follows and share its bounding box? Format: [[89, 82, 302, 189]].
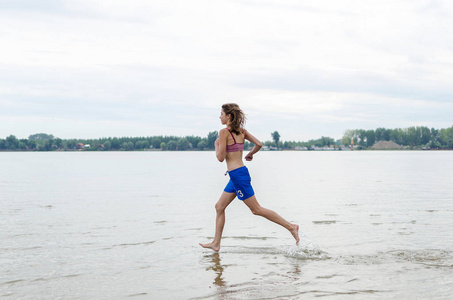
[[215, 202, 225, 213], [250, 205, 263, 216]]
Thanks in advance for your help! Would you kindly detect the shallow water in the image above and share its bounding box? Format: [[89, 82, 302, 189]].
[[1, 151, 453, 299]]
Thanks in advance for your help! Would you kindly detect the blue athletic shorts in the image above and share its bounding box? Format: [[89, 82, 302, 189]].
[[224, 166, 255, 201]]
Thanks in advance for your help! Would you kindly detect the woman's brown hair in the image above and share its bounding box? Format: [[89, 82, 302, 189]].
[[222, 103, 246, 135]]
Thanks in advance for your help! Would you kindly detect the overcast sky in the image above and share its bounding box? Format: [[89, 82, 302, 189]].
[[1, 0, 452, 141]]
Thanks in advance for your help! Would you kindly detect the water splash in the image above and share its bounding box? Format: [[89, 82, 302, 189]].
[[279, 233, 326, 260]]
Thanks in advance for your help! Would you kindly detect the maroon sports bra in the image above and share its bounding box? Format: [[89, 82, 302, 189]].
[[226, 128, 245, 152]]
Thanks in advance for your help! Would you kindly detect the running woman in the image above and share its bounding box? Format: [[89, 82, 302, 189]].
[[199, 103, 299, 252]]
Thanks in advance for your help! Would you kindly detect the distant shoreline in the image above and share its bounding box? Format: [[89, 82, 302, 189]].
[[1, 148, 452, 153]]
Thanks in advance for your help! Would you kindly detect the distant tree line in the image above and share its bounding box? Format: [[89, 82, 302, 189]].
[[0, 132, 223, 151], [268, 136, 337, 149], [341, 125, 453, 149], [1, 125, 452, 151], [0, 130, 337, 151]]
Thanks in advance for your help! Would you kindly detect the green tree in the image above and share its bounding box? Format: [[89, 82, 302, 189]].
[[122, 142, 134, 151], [55, 138, 63, 149], [186, 136, 201, 148], [420, 126, 431, 145], [366, 130, 375, 147], [439, 126, 453, 148], [431, 128, 440, 144], [178, 138, 190, 150], [167, 140, 178, 150], [321, 136, 334, 146], [357, 130, 367, 147], [135, 140, 149, 150], [152, 137, 162, 149], [160, 142, 167, 150], [28, 133, 54, 140], [407, 127, 420, 146], [375, 128, 386, 141], [5, 135, 19, 150], [341, 135, 350, 146], [18, 141, 27, 150], [66, 139, 77, 149], [271, 131, 280, 146], [342, 130, 354, 146], [197, 140, 208, 150], [390, 129, 403, 145], [207, 131, 218, 149], [383, 128, 391, 141], [44, 139, 53, 151], [104, 141, 111, 150], [28, 140, 37, 150], [111, 138, 120, 150]]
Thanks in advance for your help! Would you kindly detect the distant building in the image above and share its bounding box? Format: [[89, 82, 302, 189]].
[[262, 146, 280, 151]]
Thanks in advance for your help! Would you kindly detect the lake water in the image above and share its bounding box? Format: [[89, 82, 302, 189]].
[[1, 151, 453, 299]]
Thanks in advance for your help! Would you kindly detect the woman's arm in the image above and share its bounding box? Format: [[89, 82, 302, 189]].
[[215, 128, 228, 162], [244, 130, 262, 161]]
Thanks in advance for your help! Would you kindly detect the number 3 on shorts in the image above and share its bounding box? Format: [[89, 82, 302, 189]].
[[237, 190, 243, 198]]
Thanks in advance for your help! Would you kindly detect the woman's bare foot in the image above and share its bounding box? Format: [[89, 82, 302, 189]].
[[199, 242, 220, 252], [291, 224, 300, 245]]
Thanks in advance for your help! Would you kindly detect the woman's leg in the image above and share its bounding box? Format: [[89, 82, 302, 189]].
[[199, 191, 236, 251], [243, 195, 300, 244]]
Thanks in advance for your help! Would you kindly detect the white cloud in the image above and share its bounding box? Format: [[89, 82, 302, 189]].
[[1, 0, 452, 140]]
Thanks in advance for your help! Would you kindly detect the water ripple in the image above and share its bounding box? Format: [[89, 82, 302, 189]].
[[337, 249, 453, 268], [104, 241, 156, 250]]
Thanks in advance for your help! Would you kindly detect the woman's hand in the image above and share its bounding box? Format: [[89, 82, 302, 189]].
[[243, 130, 262, 161]]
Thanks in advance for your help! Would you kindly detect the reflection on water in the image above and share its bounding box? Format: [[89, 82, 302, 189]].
[[204, 253, 226, 287]]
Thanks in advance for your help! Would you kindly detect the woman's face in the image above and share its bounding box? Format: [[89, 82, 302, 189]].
[[220, 110, 229, 125]]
